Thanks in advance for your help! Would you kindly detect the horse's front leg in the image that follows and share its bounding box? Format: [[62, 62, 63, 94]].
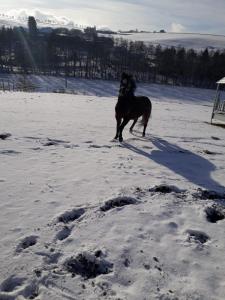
[[114, 115, 122, 140], [119, 117, 130, 142]]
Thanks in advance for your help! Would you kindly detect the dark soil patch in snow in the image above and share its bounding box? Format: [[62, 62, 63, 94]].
[[100, 196, 138, 212], [0, 133, 11, 140], [187, 229, 209, 244], [197, 189, 225, 200], [0, 275, 26, 292], [205, 206, 225, 223], [64, 252, 113, 279], [16, 235, 38, 253], [58, 208, 85, 224], [150, 184, 182, 194]]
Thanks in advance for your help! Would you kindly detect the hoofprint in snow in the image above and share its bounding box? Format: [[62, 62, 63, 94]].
[[0, 85, 225, 300]]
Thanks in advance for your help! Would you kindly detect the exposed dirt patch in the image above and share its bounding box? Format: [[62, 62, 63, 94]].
[[205, 206, 225, 223], [64, 252, 113, 279]]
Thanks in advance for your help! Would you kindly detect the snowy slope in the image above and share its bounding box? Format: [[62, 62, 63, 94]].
[[0, 10, 83, 29], [0, 84, 225, 299], [1, 10, 225, 51], [102, 32, 225, 51], [0, 73, 217, 102]]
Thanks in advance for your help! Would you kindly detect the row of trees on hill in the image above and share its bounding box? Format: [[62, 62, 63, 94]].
[[0, 17, 225, 88]]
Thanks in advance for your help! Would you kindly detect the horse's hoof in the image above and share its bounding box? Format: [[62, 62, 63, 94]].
[[142, 133, 145, 137], [119, 137, 123, 142]]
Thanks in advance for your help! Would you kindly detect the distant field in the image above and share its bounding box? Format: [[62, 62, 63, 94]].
[[101, 32, 225, 51]]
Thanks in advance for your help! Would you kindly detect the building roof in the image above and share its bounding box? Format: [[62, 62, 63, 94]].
[[217, 77, 225, 84]]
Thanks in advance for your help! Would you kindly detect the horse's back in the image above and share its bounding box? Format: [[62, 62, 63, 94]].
[[133, 96, 151, 114], [135, 96, 151, 107], [115, 95, 152, 119]]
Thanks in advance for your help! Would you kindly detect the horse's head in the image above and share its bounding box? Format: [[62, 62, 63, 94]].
[[119, 72, 136, 98], [121, 72, 130, 85]]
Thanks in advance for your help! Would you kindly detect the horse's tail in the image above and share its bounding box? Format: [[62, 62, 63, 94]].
[[140, 97, 152, 126]]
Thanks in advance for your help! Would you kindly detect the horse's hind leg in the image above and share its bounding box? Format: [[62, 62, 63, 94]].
[[142, 112, 150, 137], [114, 116, 122, 140], [129, 118, 138, 133]]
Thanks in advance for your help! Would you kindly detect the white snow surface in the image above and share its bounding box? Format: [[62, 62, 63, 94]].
[[102, 32, 225, 51], [0, 10, 82, 29], [0, 80, 225, 300]]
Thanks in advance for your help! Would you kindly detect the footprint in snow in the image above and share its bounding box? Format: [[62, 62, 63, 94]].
[[195, 189, 225, 200], [35, 250, 61, 264], [0, 133, 11, 140], [57, 207, 85, 224], [88, 144, 102, 148], [15, 235, 39, 253], [211, 136, 220, 140], [0, 150, 20, 155], [31, 147, 43, 151], [203, 149, 218, 155], [43, 138, 70, 147], [64, 144, 79, 149], [89, 144, 112, 149], [149, 184, 183, 194], [0, 276, 39, 299], [186, 229, 210, 244], [167, 222, 178, 232], [100, 196, 138, 212], [0, 275, 26, 293], [55, 225, 73, 241]]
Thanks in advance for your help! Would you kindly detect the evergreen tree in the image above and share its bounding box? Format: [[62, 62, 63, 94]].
[[28, 16, 38, 38]]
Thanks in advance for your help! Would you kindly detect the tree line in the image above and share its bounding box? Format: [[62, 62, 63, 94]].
[[0, 17, 225, 88]]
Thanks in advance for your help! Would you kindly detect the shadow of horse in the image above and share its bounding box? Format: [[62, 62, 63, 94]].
[[122, 135, 224, 191]]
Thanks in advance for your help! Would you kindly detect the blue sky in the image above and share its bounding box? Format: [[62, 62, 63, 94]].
[[1, 0, 225, 34]]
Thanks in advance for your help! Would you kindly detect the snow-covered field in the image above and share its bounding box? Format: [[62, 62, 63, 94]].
[[0, 81, 225, 300], [102, 32, 225, 51]]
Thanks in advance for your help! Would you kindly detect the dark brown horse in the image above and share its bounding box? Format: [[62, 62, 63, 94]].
[[114, 74, 152, 142]]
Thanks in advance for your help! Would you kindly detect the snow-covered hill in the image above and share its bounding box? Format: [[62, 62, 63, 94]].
[[0, 10, 84, 29], [0, 73, 217, 102], [1, 10, 225, 51], [0, 82, 225, 299], [102, 32, 225, 51]]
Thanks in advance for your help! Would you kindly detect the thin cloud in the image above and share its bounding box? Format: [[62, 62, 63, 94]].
[[0, 0, 225, 34], [170, 22, 185, 33]]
